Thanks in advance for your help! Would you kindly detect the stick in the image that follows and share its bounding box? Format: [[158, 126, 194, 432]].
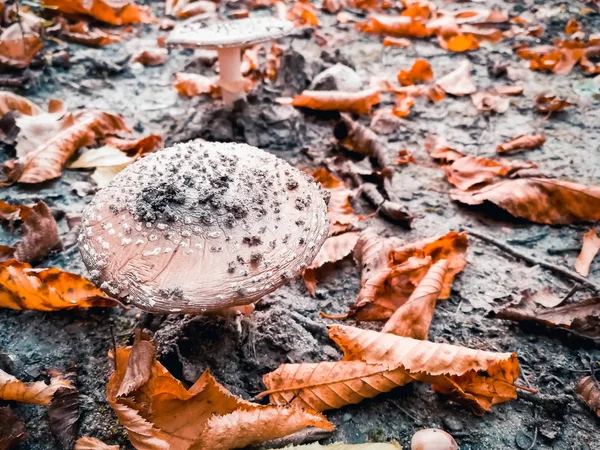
[[463, 228, 600, 293]]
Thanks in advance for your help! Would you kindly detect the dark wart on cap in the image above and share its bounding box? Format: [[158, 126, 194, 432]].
[[167, 17, 294, 108], [78, 141, 329, 314]]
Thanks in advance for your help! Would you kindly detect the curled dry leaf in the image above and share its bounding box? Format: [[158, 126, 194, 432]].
[[392, 94, 415, 118], [383, 37, 411, 48], [132, 48, 168, 66], [108, 333, 333, 450], [0, 259, 118, 311], [575, 230, 600, 277], [43, 0, 154, 25], [576, 375, 600, 416], [288, 1, 320, 27], [470, 91, 510, 114], [357, 14, 432, 38], [0, 92, 43, 116], [565, 19, 582, 35], [436, 61, 476, 96], [497, 134, 546, 154], [174, 73, 220, 97], [49, 368, 79, 450], [0, 369, 70, 406], [397, 59, 433, 86], [535, 95, 573, 116], [450, 178, 600, 224], [0, 23, 43, 69], [61, 21, 121, 47], [312, 168, 359, 234], [0, 200, 61, 263], [75, 437, 120, 449], [360, 183, 412, 225], [285, 90, 381, 115], [176, 1, 217, 19], [261, 325, 519, 414], [382, 259, 449, 339], [0, 406, 26, 449], [439, 33, 480, 52]]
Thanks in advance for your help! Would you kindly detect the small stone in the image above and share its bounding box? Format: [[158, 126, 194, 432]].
[[309, 63, 362, 92], [442, 416, 463, 432], [342, 413, 353, 422]]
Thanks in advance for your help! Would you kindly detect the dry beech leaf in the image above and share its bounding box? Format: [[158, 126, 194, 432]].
[[450, 178, 600, 224], [382, 259, 448, 339], [360, 183, 412, 225], [176, 1, 217, 19], [470, 91, 509, 113], [108, 333, 333, 450], [535, 95, 573, 116], [356, 14, 433, 38], [285, 90, 381, 115], [436, 61, 476, 96], [0, 200, 61, 264], [288, 1, 320, 27], [0, 406, 26, 449], [70, 146, 137, 169], [0, 259, 118, 311], [497, 135, 546, 154], [392, 94, 415, 118], [383, 37, 411, 48], [75, 436, 120, 449], [105, 135, 163, 155], [49, 368, 79, 450], [494, 85, 524, 96], [61, 21, 121, 47], [575, 230, 600, 277], [261, 325, 519, 414], [577, 375, 600, 416], [311, 168, 359, 234], [0, 92, 43, 116], [174, 73, 220, 97], [565, 19, 582, 35], [397, 59, 433, 86], [0, 369, 70, 406], [340, 230, 467, 321], [490, 291, 600, 342], [438, 33, 479, 53], [132, 48, 168, 66], [0, 23, 43, 69], [43, 0, 154, 25]]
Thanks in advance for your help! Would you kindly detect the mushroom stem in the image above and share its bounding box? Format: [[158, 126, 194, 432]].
[[217, 46, 246, 108]]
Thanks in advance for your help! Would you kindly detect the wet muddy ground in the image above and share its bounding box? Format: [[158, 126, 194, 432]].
[[1, 0, 599, 449]]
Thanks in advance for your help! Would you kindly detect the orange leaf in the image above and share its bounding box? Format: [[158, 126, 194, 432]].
[[176, 1, 217, 19], [440, 34, 479, 52], [436, 60, 476, 96], [105, 134, 163, 156], [382, 259, 448, 339], [565, 19, 581, 35], [0, 92, 43, 116], [356, 14, 432, 38], [0, 23, 43, 69], [132, 48, 168, 66], [0, 259, 118, 311], [497, 134, 546, 154], [75, 437, 120, 449], [575, 230, 600, 277], [173, 72, 220, 97], [451, 178, 600, 224], [0, 369, 71, 406], [397, 59, 433, 86], [288, 1, 320, 26], [287, 89, 381, 114], [383, 36, 411, 48], [577, 376, 600, 416], [493, 85, 523, 96], [392, 94, 415, 117], [61, 21, 121, 47], [311, 168, 359, 233], [43, 0, 154, 25]]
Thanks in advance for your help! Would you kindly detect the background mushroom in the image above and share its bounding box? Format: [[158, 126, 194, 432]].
[[167, 17, 294, 108], [78, 140, 329, 314]]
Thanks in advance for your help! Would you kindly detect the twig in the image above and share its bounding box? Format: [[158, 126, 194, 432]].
[[525, 408, 538, 450], [515, 383, 539, 394], [256, 428, 333, 449], [463, 228, 600, 293], [559, 285, 582, 306], [110, 325, 118, 371]]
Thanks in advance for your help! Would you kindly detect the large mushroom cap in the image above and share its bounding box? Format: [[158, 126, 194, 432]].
[[78, 141, 329, 314], [166, 17, 294, 49]]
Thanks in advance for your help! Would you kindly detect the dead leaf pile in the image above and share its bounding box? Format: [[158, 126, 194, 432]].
[[43, 0, 155, 25], [108, 332, 334, 450]]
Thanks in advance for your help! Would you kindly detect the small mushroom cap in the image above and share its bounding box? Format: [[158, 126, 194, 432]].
[[78, 141, 329, 314], [411, 429, 459, 450], [167, 17, 294, 49]]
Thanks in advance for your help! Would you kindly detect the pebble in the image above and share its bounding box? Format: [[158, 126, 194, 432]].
[[310, 63, 362, 92]]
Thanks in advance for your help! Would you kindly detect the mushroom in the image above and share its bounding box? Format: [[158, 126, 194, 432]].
[[167, 17, 294, 108], [78, 141, 329, 314], [411, 429, 459, 450]]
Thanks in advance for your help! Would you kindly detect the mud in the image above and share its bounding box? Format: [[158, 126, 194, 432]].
[[1, 0, 599, 449]]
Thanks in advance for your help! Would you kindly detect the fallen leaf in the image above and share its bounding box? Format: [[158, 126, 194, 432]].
[[0, 23, 43, 68], [490, 292, 600, 341], [436, 61, 476, 96], [359, 183, 412, 225], [494, 85, 524, 96], [439, 33, 480, 52], [0, 200, 61, 263], [575, 229, 600, 277], [535, 95, 573, 116], [397, 59, 433, 86], [450, 178, 600, 224], [383, 37, 411, 48], [286, 90, 381, 115], [261, 325, 519, 414], [0, 406, 26, 449], [565, 19, 581, 35], [471, 91, 510, 113], [311, 168, 359, 233], [105, 134, 163, 155], [0, 369, 70, 405], [132, 48, 168, 66], [177, 1, 217, 19], [497, 135, 546, 154], [357, 14, 432, 38], [288, 1, 320, 26], [382, 259, 448, 339], [108, 333, 334, 450], [43, 0, 154, 25], [173, 72, 220, 97], [577, 375, 600, 416], [75, 437, 119, 449], [0, 259, 118, 311], [0, 91, 43, 116], [61, 21, 121, 47], [392, 94, 415, 117], [70, 146, 137, 169], [49, 369, 79, 450]]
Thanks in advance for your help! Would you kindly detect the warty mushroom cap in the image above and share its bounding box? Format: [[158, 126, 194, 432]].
[[166, 17, 294, 50], [78, 141, 330, 314]]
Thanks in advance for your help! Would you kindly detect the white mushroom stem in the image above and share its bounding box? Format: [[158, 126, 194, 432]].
[[217, 46, 246, 108]]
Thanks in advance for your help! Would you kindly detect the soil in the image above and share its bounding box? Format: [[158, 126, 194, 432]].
[[1, 0, 599, 449]]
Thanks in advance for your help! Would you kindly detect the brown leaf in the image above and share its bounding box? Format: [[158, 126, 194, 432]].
[[392, 94, 415, 118], [383, 37, 411, 48], [494, 85, 524, 96], [286, 90, 381, 115], [356, 14, 433, 38], [0, 407, 26, 449], [75, 437, 119, 449], [43, 0, 154, 25], [439, 33, 480, 52], [116, 331, 156, 397], [577, 375, 600, 416], [0, 200, 61, 264], [397, 59, 433, 86], [261, 325, 519, 414], [497, 134, 546, 154], [382, 259, 448, 339], [436, 61, 476, 96], [0, 23, 43, 69], [105, 134, 163, 156], [450, 178, 600, 224], [108, 336, 333, 450], [535, 95, 573, 116], [312, 168, 359, 233], [565, 19, 581, 35], [132, 48, 168, 66], [360, 183, 412, 225], [0, 369, 70, 406], [0, 260, 118, 311], [287, 1, 320, 27], [173, 72, 220, 97], [470, 91, 509, 113], [61, 21, 121, 47], [49, 368, 79, 450], [575, 229, 600, 277], [0, 92, 43, 116]]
